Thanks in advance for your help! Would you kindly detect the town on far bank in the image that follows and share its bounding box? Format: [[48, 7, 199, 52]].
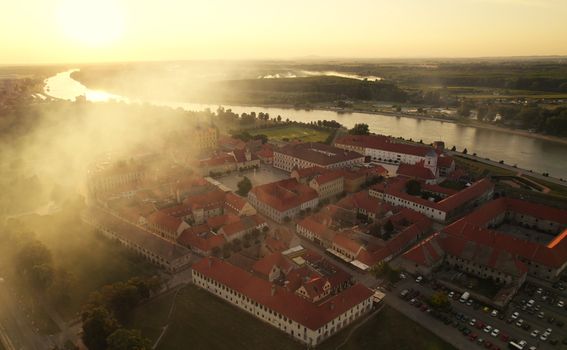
[[80, 111, 567, 350]]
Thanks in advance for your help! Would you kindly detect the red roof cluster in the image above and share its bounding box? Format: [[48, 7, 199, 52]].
[[249, 178, 318, 212], [403, 197, 567, 272], [193, 257, 373, 330], [276, 142, 364, 166], [335, 135, 436, 158], [397, 162, 436, 180]]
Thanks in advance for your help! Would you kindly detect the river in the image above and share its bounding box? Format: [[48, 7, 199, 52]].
[[44, 70, 567, 179]]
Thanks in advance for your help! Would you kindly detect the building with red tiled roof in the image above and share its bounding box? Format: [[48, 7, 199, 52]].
[[218, 214, 267, 242], [248, 179, 319, 223], [370, 176, 494, 222], [396, 162, 437, 184], [192, 257, 374, 346], [291, 166, 329, 184], [223, 192, 257, 216], [177, 224, 226, 256], [146, 211, 191, 241], [334, 134, 436, 165], [83, 207, 191, 272], [256, 144, 274, 164], [308, 170, 345, 199], [274, 142, 364, 172], [232, 148, 260, 170], [401, 197, 567, 284], [252, 252, 294, 282], [336, 191, 393, 220]]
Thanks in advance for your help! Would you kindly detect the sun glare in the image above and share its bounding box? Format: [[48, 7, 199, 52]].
[[57, 0, 124, 47]]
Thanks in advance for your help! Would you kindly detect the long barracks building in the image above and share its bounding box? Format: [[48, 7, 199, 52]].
[[192, 257, 374, 346]]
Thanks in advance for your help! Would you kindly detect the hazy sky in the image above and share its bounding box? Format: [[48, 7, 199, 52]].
[[1, 0, 567, 64]]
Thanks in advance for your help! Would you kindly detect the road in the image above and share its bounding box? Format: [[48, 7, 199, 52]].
[[0, 282, 51, 350]]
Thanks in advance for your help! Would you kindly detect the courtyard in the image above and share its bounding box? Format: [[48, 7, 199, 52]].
[[212, 164, 289, 192]]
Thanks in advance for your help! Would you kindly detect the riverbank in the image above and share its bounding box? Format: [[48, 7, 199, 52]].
[[247, 102, 567, 146]]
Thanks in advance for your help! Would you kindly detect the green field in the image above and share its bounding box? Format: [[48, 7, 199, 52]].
[[453, 155, 515, 177], [129, 285, 455, 350], [248, 126, 332, 142]]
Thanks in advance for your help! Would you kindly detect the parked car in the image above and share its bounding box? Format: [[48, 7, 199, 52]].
[[415, 276, 423, 283], [491, 309, 498, 317]]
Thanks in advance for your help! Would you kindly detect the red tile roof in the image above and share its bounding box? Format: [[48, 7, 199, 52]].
[[193, 257, 374, 330], [313, 170, 344, 185], [335, 135, 436, 158], [147, 211, 184, 232], [402, 232, 444, 267], [276, 142, 364, 166], [252, 252, 293, 277], [220, 214, 266, 238], [224, 192, 249, 213], [397, 162, 436, 180], [249, 179, 318, 212], [442, 198, 567, 268]]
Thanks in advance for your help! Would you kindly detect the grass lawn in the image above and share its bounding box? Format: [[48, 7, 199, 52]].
[[319, 306, 455, 350], [453, 155, 514, 177], [524, 175, 567, 198], [248, 125, 332, 142], [130, 285, 455, 350]]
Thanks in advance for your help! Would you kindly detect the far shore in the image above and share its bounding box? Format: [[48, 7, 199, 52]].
[[229, 102, 567, 146], [60, 75, 567, 146]]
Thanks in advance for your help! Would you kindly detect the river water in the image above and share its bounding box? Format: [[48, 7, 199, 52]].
[[44, 70, 567, 179]]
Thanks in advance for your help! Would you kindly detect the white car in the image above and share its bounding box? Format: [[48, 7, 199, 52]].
[[527, 299, 535, 306], [511, 311, 520, 320], [536, 287, 543, 294], [546, 328, 552, 334], [537, 311, 545, 319], [540, 333, 548, 342], [490, 309, 498, 317], [469, 318, 476, 327], [483, 325, 492, 333], [530, 329, 540, 338], [516, 319, 524, 327], [490, 328, 500, 337], [415, 276, 423, 283], [449, 291, 455, 298], [557, 300, 564, 308]]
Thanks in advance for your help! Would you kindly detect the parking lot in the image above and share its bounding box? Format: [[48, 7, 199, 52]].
[[393, 276, 567, 350]]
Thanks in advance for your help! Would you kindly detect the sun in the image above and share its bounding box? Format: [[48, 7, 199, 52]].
[[57, 0, 125, 47]]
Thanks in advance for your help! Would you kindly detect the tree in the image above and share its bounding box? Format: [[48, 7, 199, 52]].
[[236, 176, 252, 196], [82, 307, 119, 350], [462, 148, 468, 155], [369, 224, 382, 237], [429, 291, 450, 310], [370, 261, 400, 283], [16, 240, 54, 292], [107, 329, 151, 350], [383, 220, 394, 240], [451, 145, 457, 151], [348, 123, 370, 135], [211, 246, 221, 257], [405, 179, 422, 196]]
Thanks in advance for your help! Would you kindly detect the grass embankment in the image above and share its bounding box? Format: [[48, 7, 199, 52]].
[[454, 155, 567, 204], [129, 285, 455, 350], [248, 125, 332, 143], [453, 155, 514, 177]]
